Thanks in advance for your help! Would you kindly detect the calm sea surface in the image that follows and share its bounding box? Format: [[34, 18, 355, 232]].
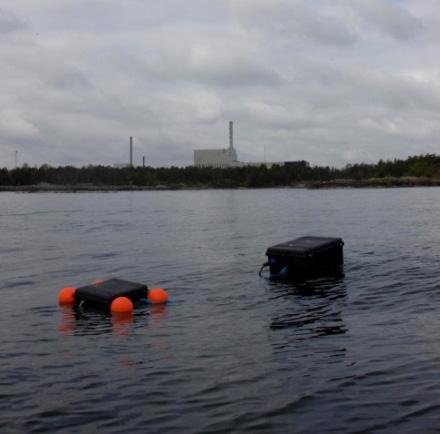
[[1, 188, 440, 433]]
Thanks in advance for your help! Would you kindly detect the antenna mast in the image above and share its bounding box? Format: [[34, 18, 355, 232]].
[[229, 121, 233, 149]]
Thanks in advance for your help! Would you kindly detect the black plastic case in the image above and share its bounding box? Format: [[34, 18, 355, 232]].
[[266, 236, 343, 278], [74, 278, 147, 310]]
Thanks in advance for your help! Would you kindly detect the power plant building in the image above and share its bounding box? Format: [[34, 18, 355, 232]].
[[194, 121, 243, 168], [193, 148, 240, 168], [193, 121, 305, 169]]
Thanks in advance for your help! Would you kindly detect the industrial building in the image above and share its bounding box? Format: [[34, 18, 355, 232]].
[[193, 121, 308, 169], [194, 121, 243, 168]]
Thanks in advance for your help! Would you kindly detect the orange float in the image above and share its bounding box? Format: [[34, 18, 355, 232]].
[[110, 296, 134, 314], [148, 287, 168, 304], [58, 287, 76, 305]]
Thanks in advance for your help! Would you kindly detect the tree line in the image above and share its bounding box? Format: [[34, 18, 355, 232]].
[[1, 154, 440, 188]]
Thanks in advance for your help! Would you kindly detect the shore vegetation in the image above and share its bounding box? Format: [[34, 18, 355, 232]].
[[2, 154, 440, 190]]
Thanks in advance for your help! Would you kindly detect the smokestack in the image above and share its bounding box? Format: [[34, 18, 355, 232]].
[[129, 136, 133, 167], [142, 156, 145, 168], [229, 121, 233, 149]]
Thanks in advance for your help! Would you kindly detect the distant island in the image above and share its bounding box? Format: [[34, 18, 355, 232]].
[[2, 154, 440, 191]]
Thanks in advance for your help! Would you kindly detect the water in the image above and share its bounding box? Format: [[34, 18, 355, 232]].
[[1, 188, 440, 433]]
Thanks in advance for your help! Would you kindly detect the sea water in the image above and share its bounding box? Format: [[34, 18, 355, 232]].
[[1, 188, 439, 433]]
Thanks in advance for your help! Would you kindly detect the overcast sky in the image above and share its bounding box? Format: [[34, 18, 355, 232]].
[[1, 0, 439, 168]]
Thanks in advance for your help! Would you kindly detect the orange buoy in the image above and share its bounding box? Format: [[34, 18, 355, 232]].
[[148, 287, 168, 304], [111, 296, 133, 314], [58, 286, 76, 305]]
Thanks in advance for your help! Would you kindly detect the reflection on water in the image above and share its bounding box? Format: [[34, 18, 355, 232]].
[[148, 304, 167, 326], [58, 307, 75, 336], [111, 313, 134, 336], [58, 309, 107, 336], [58, 306, 133, 336], [58, 303, 169, 337], [269, 274, 347, 340], [3, 189, 440, 434]]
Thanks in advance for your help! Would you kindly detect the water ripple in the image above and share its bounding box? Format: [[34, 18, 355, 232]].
[[1, 189, 440, 433]]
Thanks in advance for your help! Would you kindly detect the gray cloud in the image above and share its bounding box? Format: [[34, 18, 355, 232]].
[[0, 8, 24, 34], [232, 0, 358, 46], [351, 0, 424, 41], [138, 31, 283, 87], [0, 1, 439, 168]]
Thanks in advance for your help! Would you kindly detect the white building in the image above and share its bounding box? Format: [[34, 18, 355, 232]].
[[194, 121, 244, 168], [193, 121, 300, 168], [194, 147, 241, 168]]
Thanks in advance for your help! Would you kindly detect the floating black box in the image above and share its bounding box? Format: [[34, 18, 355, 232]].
[[74, 278, 147, 310], [266, 236, 343, 278]]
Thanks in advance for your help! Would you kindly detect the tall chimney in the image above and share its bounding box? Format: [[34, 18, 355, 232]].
[[229, 121, 233, 149], [129, 136, 133, 167]]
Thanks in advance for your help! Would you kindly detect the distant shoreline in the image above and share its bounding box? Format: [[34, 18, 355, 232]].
[[1, 177, 440, 192]]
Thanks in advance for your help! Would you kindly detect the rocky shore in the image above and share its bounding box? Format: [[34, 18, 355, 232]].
[[305, 176, 440, 189], [1, 176, 440, 192]]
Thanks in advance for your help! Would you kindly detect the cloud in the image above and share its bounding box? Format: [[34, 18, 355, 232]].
[[141, 39, 282, 87], [231, 0, 358, 46], [0, 110, 39, 139], [350, 0, 424, 41], [0, 1, 439, 168], [120, 22, 284, 88], [0, 8, 24, 34]]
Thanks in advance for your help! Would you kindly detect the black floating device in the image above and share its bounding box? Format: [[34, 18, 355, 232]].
[[264, 236, 344, 279], [74, 278, 147, 311]]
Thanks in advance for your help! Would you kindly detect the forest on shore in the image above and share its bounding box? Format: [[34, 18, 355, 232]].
[[1, 154, 440, 190]]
